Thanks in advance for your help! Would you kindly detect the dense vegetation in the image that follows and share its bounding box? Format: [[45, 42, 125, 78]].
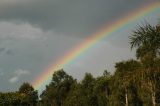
[[0, 23, 160, 106]]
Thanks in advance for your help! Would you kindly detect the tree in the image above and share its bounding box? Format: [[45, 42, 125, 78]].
[[93, 75, 110, 106], [112, 60, 141, 105], [129, 23, 160, 106], [0, 92, 23, 106], [130, 23, 160, 59], [103, 70, 111, 77], [64, 83, 89, 106], [40, 69, 75, 106], [19, 82, 34, 94], [19, 82, 38, 106], [81, 73, 97, 106]]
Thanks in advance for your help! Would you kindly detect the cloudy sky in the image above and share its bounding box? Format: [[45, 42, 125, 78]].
[[0, 0, 159, 92]]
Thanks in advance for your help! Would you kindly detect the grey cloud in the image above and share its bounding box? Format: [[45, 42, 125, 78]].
[[9, 77, 18, 83], [0, 48, 5, 53], [5, 49, 14, 55], [9, 69, 30, 83], [0, 22, 84, 91], [0, 69, 4, 76], [0, 0, 153, 37]]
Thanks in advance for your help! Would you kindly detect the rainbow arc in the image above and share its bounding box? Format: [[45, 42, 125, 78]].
[[31, 2, 160, 91]]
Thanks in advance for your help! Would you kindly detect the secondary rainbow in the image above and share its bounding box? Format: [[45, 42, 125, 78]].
[[32, 2, 160, 91]]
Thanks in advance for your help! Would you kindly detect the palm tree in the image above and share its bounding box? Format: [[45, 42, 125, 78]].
[[129, 23, 160, 106], [130, 23, 160, 59]]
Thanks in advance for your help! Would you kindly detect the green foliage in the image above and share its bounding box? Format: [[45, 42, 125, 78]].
[[40, 69, 76, 106], [19, 82, 38, 106], [19, 82, 34, 94], [129, 23, 160, 59], [0, 82, 38, 106], [0, 92, 22, 106]]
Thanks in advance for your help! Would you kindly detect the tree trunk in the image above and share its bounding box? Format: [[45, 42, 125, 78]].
[[125, 89, 128, 106], [151, 90, 156, 106], [149, 80, 156, 106]]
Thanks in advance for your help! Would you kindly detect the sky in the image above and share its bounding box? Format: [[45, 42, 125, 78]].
[[0, 0, 159, 92]]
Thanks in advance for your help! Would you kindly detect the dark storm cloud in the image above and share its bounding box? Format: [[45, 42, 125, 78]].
[[0, 0, 152, 37]]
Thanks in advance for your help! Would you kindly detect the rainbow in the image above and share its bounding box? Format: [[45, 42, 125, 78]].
[[32, 2, 160, 91]]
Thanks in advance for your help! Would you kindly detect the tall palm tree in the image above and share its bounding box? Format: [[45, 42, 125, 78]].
[[129, 23, 160, 106], [130, 23, 160, 59]]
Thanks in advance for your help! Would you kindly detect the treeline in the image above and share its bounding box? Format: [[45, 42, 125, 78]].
[[0, 83, 38, 106], [0, 23, 160, 106]]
